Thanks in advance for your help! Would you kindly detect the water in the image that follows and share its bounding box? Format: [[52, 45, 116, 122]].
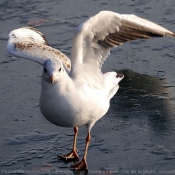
[[0, 0, 175, 174]]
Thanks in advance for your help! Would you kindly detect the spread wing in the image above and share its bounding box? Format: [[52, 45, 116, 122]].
[[7, 27, 71, 71], [70, 11, 175, 86]]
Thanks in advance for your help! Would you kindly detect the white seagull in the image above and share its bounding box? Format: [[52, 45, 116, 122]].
[[7, 11, 175, 171]]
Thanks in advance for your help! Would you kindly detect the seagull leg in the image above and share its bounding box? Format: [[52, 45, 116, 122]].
[[70, 132, 90, 171], [58, 127, 79, 161]]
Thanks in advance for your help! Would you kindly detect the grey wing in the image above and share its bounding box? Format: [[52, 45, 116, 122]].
[[70, 11, 175, 86]]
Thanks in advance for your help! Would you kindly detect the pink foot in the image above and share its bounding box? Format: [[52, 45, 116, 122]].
[[70, 158, 88, 171]]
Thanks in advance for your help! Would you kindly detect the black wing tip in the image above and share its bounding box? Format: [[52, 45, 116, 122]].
[[116, 73, 124, 79]]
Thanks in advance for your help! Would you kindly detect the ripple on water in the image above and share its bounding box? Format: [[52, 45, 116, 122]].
[[1, 133, 66, 169], [6, 132, 58, 145], [165, 152, 175, 160], [151, 145, 170, 155]]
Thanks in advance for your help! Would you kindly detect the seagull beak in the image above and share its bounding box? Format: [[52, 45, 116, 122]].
[[50, 75, 55, 85]]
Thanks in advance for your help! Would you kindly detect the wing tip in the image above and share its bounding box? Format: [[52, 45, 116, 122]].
[[166, 32, 175, 37], [24, 26, 50, 46], [11, 26, 50, 46]]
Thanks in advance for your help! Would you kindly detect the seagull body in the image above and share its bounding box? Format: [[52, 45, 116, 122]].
[[40, 66, 113, 129], [7, 11, 175, 171]]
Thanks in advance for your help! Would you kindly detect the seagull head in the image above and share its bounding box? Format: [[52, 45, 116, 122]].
[[43, 59, 64, 85]]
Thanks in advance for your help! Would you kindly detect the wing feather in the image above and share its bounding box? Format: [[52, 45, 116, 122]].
[[7, 27, 71, 70], [70, 11, 175, 86]]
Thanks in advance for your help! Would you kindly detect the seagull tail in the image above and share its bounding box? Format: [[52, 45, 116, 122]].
[[104, 72, 124, 100]]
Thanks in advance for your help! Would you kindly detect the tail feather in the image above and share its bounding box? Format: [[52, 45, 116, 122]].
[[104, 72, 124, 100]]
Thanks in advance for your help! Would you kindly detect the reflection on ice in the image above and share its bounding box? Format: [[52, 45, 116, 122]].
[[111, 69, 175, 133]]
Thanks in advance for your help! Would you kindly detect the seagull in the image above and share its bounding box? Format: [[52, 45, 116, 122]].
[[7, 11, 175, 171]]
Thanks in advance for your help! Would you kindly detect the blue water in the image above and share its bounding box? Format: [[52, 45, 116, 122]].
[[0, 0, 175, 174]]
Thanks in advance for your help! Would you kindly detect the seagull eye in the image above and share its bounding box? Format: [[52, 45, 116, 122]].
[[44, 67, 47, 73], [59, 68, 61, 72]]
